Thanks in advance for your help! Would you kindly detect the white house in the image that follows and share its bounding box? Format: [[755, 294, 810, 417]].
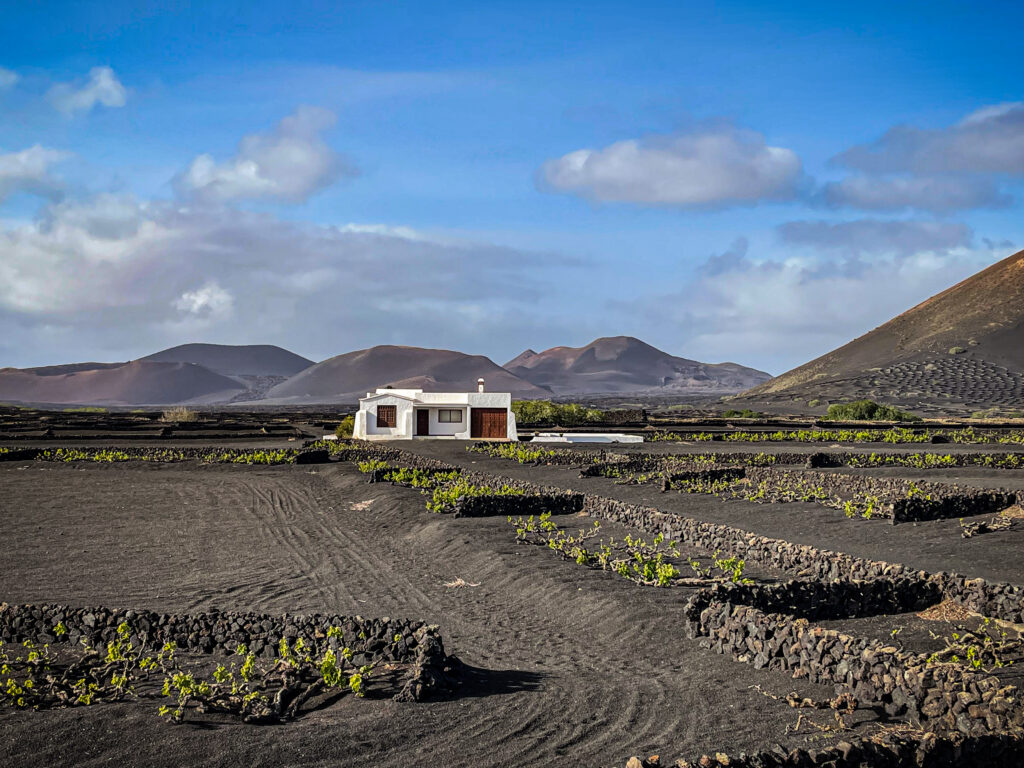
[[352, 378, 518, 441]]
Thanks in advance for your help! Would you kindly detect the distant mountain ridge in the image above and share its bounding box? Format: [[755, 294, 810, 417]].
[[265, 345, 548, 403], [1, 337, 769, 406], [138, 343, 314, 377], [736, 248, 1024, 412], [0, 361, 245, 406], [504, 336, 771, 395]]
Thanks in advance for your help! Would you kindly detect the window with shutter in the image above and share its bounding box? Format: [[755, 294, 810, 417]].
[[377, 405, 397, 428]]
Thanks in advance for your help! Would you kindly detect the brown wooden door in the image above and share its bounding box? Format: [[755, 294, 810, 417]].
[[471, 408, 507, 438], [416, 409, 429, 436]]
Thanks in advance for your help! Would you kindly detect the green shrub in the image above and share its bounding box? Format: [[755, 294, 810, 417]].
[[511, 400, 603, 426], [426, 478, 523, 513], [949, 346, 967, 355], [721, 409, 761, 419], [335, 415, 355, 439], [824, 400, 920, 422], [356, 459, 389, 473], [466, 442, 560, 464]]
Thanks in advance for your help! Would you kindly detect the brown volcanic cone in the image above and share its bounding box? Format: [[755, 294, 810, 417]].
[[266, 345, 548, 402], [738, 248, 1024, 411], [0, 361, 246, 406], [138, 343, 314, 377], [504, 336, 770, 395]]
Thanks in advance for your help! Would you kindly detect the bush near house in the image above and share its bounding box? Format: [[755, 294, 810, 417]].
[[511, 400, 603, 427], [335, 415, 355, 439], [824, 400, 921, 422]]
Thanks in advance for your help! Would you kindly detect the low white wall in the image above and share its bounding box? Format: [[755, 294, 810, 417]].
[[425, 407, 469, 437]]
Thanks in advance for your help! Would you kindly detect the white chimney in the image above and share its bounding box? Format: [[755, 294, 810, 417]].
[[477, 377, 485, 393]]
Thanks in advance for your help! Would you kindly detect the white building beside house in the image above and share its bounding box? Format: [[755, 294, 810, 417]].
[[352, 378, 517, 441]]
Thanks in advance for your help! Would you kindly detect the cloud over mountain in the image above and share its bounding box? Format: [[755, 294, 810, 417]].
[[0, 193, 566, 365], [539, 124, 804, 208], [176, 106, 353, 204], [612, 222, 1007, 374]]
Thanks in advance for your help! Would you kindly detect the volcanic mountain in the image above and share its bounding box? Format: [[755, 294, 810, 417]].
[[265, 345, 549, 402], [0, 361, 245, 406], [138, 344, 314, 377], [503, 336, 771, 395], [736, 247, 1024, 412]]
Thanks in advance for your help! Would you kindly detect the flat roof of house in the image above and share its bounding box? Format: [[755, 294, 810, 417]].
[[359, 388, 510, 403]]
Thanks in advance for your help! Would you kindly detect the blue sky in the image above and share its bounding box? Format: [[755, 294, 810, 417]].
[[2, 0, 1023, 373]]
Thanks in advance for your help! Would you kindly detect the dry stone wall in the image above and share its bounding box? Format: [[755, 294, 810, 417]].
[[744, 467, 1019, 523], [333, 442, 1024, 624], [0, 602, 457, 701]]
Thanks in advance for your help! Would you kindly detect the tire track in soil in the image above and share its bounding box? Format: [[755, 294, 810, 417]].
[[0, 461, 860, 768], [233, 471, 437, 619], [259, 467, 675, 765], [308, 467, 768, 766]]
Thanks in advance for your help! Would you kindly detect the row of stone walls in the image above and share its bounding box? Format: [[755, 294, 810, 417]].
[[684, 596, 1019, 736], [701, 577, 942, 622], [332, 443, 1024, 624], [744, 467, 1019, 523], [661, 731, 1024, 768], [328, 442, 1024, 759], [1, 601, 427, 662], [0, 602, 456, 702]]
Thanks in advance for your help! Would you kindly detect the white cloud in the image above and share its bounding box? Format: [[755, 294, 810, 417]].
[[821, 174, 1011, 213], [615, 226, 1008, 374], [0, 195, 566, 364], [0, 145, 71, 202], [47, 66, 127, 115], [539, 124, 804, 208], [0, 67, 18, 90], [836, 102, 1024, 175], [174, 282, 234, 320], [176, 106, 353, 204]]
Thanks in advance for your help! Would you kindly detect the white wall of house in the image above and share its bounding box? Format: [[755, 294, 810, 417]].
[[354, 394, 414, 440], [353, 388, 517, 441], [424, 407, 468, 437]]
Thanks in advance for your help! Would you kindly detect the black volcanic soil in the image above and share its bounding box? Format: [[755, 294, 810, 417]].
[[402, 441, 1024, 586], [0, 460, 869, 768]]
